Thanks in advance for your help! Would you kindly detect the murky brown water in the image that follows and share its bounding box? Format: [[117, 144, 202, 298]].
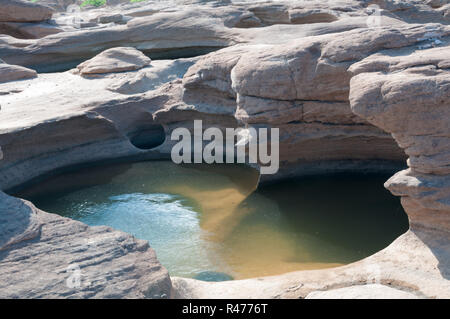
[[16, 161, 409, 280]]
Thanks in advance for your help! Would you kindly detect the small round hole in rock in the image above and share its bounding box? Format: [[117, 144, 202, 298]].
[[128, 124, 166, 150]]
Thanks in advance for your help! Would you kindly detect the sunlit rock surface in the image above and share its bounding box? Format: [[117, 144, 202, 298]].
[[306, 284, 419, 299], [0, 61, 37, 83], [349, 44, 450, 232], [0, 192, 171, 298]]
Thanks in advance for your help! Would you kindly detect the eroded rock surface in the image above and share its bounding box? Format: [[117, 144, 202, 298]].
[[349, 45, 450, 233], [305, 284, 419, 299], [0, 61, 37, 83], [0, 0, 449, 299], [0, 21, 63, 39], [76, 47, 151, 75], [0, 192, 171, 298], [0, 0, 54, 23], [0, 0, 407, 71]]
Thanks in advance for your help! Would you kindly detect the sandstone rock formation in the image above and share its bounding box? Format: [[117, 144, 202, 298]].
[[37, 0, 79, 11], [349, 45, 450, 233], [171, 228, 450, 298], [0, 192, 172, 298], [305, 284, 419, 299], [97, 13, 125, 24], [0, 0, 449, 299], [0, 0, 58, 38], [0, 1, 402, 71], [0, 61, 37, 83], [0, 21, 63, 39], [76, 47, 151, 75], [0, 0, 54, 23]]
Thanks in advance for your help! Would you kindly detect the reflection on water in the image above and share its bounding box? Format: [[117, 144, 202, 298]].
[[16, 161, 409, 280]]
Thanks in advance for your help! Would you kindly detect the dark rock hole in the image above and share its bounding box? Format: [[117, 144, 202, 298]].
[[127, 124, 166, 150]]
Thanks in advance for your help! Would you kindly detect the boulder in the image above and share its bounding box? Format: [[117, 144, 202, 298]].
[[349, 45, 450, 231], [306, 284, 419, 299], [0, 191, 172, 298], [0, 0, 54, 23], [0, 62, 37, 83], [97, 13, 124, 24], [0, 21, 63, 39], [76, 47, 151, 75]]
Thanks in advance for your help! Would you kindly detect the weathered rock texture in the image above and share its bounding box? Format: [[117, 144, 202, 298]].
[[76, 47, 151, 75], [171, 229, 450, 298], [0, 0, 408, 71], [0, 21, 63, 39], [169, 22, 450, 298], [0, 191, 171, 298], [0, 0, 54, 22], [0, 0, 449, 299], [349, 45, 450, 233], [305, 284, 419, 299], [0, 61, 37, 83]]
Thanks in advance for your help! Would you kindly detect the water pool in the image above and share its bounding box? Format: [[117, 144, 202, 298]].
[[16, 161, 409, 280]]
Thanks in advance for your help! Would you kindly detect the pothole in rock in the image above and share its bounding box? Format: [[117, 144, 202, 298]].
[[127, 124, 166, 149], [14, 161, 409, 281], [30, 46, 224, 74]]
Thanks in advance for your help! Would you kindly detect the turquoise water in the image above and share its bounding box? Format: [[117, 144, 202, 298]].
[[16, 161, 409, 280]]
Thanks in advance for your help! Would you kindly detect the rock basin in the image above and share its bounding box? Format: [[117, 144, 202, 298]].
[[13, 161, 409, 281], [0, 0, 449, 299]]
